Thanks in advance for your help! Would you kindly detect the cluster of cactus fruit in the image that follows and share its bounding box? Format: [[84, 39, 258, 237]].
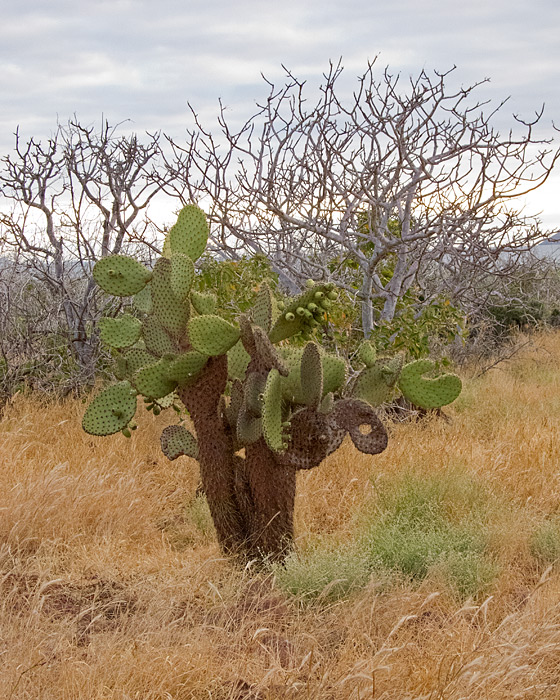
[[83, 205, 463, 561]]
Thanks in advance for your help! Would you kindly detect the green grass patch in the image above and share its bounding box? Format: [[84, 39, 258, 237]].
[[530, 518, 560, 565]]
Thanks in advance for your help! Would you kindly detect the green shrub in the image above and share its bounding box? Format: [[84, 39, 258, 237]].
[[530, 519, 560, 565]]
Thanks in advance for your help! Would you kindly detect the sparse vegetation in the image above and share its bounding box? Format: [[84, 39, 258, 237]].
[[1, 331, 560, 697]]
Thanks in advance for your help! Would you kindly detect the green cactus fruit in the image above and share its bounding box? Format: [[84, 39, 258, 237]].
[[262, 368, 285, 452], [300, 342, 323, 409], [98, 314, 142, 349], [82, 381, 137, 436], [227, 340, 251, 381], [191, 289, 218, 315], [268, 282, 334, 343], [93, 255, 152, 297], [170, 253, 195, 300], [167, 351, 208, 385], [398, 359, 462, 410], [121, 427, 132, 438], [150, 258, 190, 338], [133, 284, 153, 314], [164, 204, 209, 262], [187, 315, 240, 356], [237, 404, 263, 445], [134, 358, 177, 399], [160, 424, 199, 460], [357, 340, 377, 367], [142, 315, 177, 356], [252, 282, 274, 331]]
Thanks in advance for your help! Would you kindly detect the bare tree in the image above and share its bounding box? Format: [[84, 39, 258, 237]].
[[165, 60, 559, 337], [0, 120, 168, 387]]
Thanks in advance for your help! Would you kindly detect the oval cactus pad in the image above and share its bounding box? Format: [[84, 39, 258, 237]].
[[82, 381, 137, 436], [398, 359, 462, 410], [165, 204, 209, 262], [93, 255, 152, 297]]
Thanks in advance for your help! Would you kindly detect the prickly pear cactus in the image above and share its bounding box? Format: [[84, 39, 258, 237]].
[[83, 204, 462, 562]]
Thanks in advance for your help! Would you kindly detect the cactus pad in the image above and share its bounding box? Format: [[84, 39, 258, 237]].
[[331, 399, 388, 454], [188, 315, 240, 356], [151, 257, 190, 337], [227, 340, 251, 381], [300, 342, 323, 408], [352, 361, 396, 407], [82, 381, 137, 436], [252, 282, 274, 331], [98, 314, 142, 349], [134, 358, 177, 399], [398, 359, 462, 409], [278, 406, 345, 470], [116, 347, 157, 379], [165, 204, 209, 262], [160, 424, 199, 460], [261, 369, 285, 452], [93, 255, 152, 297], [168, 351, 208, 385], [191, 289, 218, 315], [142, 315, 178, 356], [133, 284, 153, 314], [170, 253, 195, 300], [237, 405, 263, 445], [357, 340, 377, 367]]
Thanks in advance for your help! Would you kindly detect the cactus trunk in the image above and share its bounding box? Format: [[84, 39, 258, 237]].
[[179, 355, 295, 561]]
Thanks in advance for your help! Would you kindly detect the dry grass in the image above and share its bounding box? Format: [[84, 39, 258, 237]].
[[2, 332, 560, 698]]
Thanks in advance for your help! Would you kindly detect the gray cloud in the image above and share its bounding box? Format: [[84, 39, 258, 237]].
[[1, 0, 559, 225]]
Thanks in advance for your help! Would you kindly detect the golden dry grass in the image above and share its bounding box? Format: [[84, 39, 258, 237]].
[[2, 332, 560, 698]]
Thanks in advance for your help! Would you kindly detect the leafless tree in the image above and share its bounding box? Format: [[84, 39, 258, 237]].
[[165, 60, 560, 337], [0, 120, 168, 388]]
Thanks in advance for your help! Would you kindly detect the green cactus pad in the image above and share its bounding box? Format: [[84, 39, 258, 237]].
[[150, 258, 190, 338], [281, 348, 346, 404], [261, 369, 285, 452], [227, 340, 251, 381], [191, 289, 218, 315], [133, 284, 153, 314], [82, 381, 137, 436], [93, 255, 152, 297], [352, 362, 394, 407], [114, 347, 157, 380], [170, 253, 195, 300], [142, 315, 178, 356], [188, 315, 240, 356], [165, 204, 209, 262], [160, 424, 199, 460], [252, 282, 274, 331], [168, 351, 208, 385], [237, 405, 263, 445], [300, 342, 323, 409], [98, 315, 142, 349], [319, 392, 334, 414], [357, 340, 377, 367], [398, 359, 462, 410], [244, 371, 267, 416], [134, 358, 177, 399], [321, 354, 347, 395], [268, 282, 335, 343]]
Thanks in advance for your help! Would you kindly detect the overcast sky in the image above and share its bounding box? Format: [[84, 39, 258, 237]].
[[2, 0, 560, 228]]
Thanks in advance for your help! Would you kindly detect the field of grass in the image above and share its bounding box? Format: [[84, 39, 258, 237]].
[[2, 332, 560, 698]]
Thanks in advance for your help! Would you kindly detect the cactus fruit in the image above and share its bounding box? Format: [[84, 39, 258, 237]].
[[82, 381, 137, 436], [188, 315, 240, 356], [99, 315, 142, 349], [268, 281, 336, 343], [398, 359, 462, 410], [160, 424, 199, 460], [93, 255, 152, 297], [165, 204, 209, 261]]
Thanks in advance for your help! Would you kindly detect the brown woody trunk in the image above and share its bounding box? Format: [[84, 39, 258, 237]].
[[180, 355, 296, 561]]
